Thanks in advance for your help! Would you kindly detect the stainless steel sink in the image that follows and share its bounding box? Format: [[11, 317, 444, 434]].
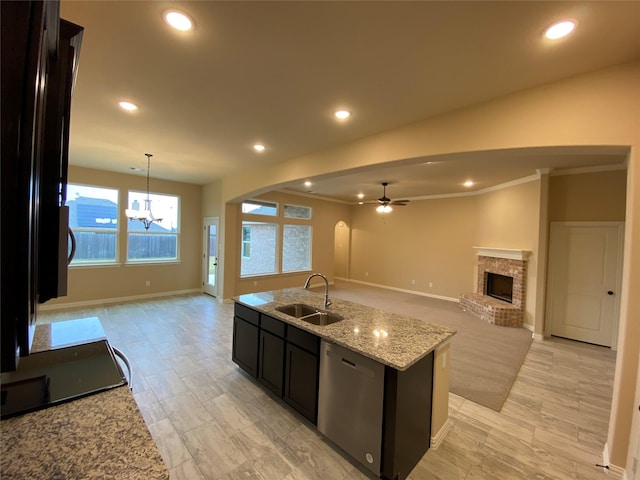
[[275, 303, 343, 326]]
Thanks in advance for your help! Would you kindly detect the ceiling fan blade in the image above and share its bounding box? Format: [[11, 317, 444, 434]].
[[390, 199, 410, 205]]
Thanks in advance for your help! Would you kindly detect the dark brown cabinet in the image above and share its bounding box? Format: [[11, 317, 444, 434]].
[[1, 0, 83, 372], [258, 330, 285, 396], [232, 303, 320, 424], [284, 342, 319, 423], [232, 313, 259, 378]]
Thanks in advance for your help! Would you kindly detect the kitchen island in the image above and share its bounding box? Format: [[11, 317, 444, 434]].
[[233, 287, 455, 480], [0, 318, 168, 479]]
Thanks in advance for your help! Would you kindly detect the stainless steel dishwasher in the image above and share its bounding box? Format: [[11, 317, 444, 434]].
[[317, 340, 385, 476]]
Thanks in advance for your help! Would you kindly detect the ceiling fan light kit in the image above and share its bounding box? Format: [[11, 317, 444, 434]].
[[368, 182, 409, 213]]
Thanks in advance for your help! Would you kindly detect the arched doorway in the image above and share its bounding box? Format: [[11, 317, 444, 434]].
[[334, 220, 350, 280]]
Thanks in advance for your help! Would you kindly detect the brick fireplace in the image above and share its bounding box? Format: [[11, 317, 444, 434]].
[[460, 248, 529, 327]]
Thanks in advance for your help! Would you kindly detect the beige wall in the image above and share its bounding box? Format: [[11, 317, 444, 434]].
[[225, 191, 352, 297], [44, 166, 202, 307], [475, 179, 542, 327], [348, 178, 541, 326], [549, 169, 627, 222], [350, 194, 478, 298]]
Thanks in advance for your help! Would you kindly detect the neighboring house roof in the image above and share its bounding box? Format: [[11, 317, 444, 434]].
[[68, 197, 117, 229], [68, 196, 170, 232]]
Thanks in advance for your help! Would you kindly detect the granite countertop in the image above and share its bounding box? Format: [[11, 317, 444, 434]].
[[234, 288, 456, 371], [0, 386, 168, 479], [1, 318, 168, 479]]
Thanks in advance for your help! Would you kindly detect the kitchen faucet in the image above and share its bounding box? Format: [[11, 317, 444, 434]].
[[304, 273, 331, 309]]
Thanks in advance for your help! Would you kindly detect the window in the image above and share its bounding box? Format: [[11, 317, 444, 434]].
[[67, 184, 118, 265], [242, 226, 251, 257], [282, 224, 311, 272], [284, 204, 312, 219], [126, 191, 179, 262], [240, 221, 277, 276], [242, 200, 277, 216]]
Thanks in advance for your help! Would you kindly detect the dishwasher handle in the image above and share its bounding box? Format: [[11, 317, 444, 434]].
[[341, 358, 356, 368], [326, 346, 376, 378]]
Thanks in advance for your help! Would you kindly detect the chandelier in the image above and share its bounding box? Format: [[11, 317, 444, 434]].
[[125, 153, 162, 230]]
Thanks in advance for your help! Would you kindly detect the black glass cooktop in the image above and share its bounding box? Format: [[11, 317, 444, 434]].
[[0, 340, 126, 420]]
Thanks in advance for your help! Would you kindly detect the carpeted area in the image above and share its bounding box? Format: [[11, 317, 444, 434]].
[[313, 280, 533, 411]]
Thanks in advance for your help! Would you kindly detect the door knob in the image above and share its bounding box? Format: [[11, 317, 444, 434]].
[[607, 291, 614, 295]]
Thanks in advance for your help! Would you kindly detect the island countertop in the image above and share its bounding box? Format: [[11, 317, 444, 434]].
[[234, 287, 455, 371]]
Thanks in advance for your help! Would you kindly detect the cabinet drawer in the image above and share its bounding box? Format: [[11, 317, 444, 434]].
[[234, 303, 259, 326], [287, 325, 319, 355], [261, 314, 286, 338]]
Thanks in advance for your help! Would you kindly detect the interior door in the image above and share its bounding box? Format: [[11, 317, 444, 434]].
[[546, 222, 624, 347], [203, 217, 218, 297]]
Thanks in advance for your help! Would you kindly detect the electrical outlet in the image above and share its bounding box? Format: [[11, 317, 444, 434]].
[[145, 280, 151, 287], [411, 279, 415, 285], [429, 282, 433, 288], [253, 280, 258, 287], [364, 272, 368, 277]]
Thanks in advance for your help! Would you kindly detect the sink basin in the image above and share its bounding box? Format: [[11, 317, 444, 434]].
[[275, 303, 344, 326]]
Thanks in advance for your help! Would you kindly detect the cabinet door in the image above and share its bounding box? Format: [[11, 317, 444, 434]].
[[232, 316, 259, 377], [284, 343, 318, 424], [258, 330, 285, 396]]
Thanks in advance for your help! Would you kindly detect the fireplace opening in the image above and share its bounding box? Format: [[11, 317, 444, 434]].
[[485, 272, 513, 303]]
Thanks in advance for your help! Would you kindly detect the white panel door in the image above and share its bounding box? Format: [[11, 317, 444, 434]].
[[547, 222, 623, 347], [203, 217, 219, 298]]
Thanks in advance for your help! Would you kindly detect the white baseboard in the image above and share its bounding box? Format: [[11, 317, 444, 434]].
[[345, 279, 459, 303], [38, 289, 202, 311], [603, 443, 626, 479], [431, 419, 452, 449]]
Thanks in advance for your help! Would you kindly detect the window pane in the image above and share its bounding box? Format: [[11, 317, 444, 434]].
[[283, 225, 311, 272], [70, 232, 117, 264], [284, 204, 312, 219], [242, 226, 251, 257], [242, 200, 277, 216], [126, 192, 179, 232], [67, 184, 118, 264], [128, 233, 178, 261], [126, 191, 179, 262], [240, 222, 277, 276]]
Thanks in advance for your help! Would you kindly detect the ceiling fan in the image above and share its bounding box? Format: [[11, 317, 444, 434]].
[[364, 182, 409, 212]]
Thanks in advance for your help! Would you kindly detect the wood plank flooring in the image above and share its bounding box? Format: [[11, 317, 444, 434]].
[[39, 293, 617, 480]]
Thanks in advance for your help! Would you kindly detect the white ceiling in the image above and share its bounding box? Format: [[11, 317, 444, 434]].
[[60, 1, 639, 202]]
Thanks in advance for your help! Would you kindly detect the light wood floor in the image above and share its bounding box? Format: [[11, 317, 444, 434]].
[[40, 293, 617, 480]]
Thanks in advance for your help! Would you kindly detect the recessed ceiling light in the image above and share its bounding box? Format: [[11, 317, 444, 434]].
[[163, 10, 194, 32], [544, 20, 576, 40], [253, 144, 266, 152], [119, 101, 138, 111], [334, 110, 351, 120], [357, 193, 364, 199], [304, 181, 312, 187], [464, 180, 474, 187]]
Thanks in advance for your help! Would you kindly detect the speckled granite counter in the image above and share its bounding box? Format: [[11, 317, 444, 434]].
[[235, 287, 456, 371], [1, 318, 168, 479], [0, 386, 168, 479]]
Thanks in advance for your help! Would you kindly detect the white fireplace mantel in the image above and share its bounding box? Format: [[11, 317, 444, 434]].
[[473, 247, 530, 261]]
